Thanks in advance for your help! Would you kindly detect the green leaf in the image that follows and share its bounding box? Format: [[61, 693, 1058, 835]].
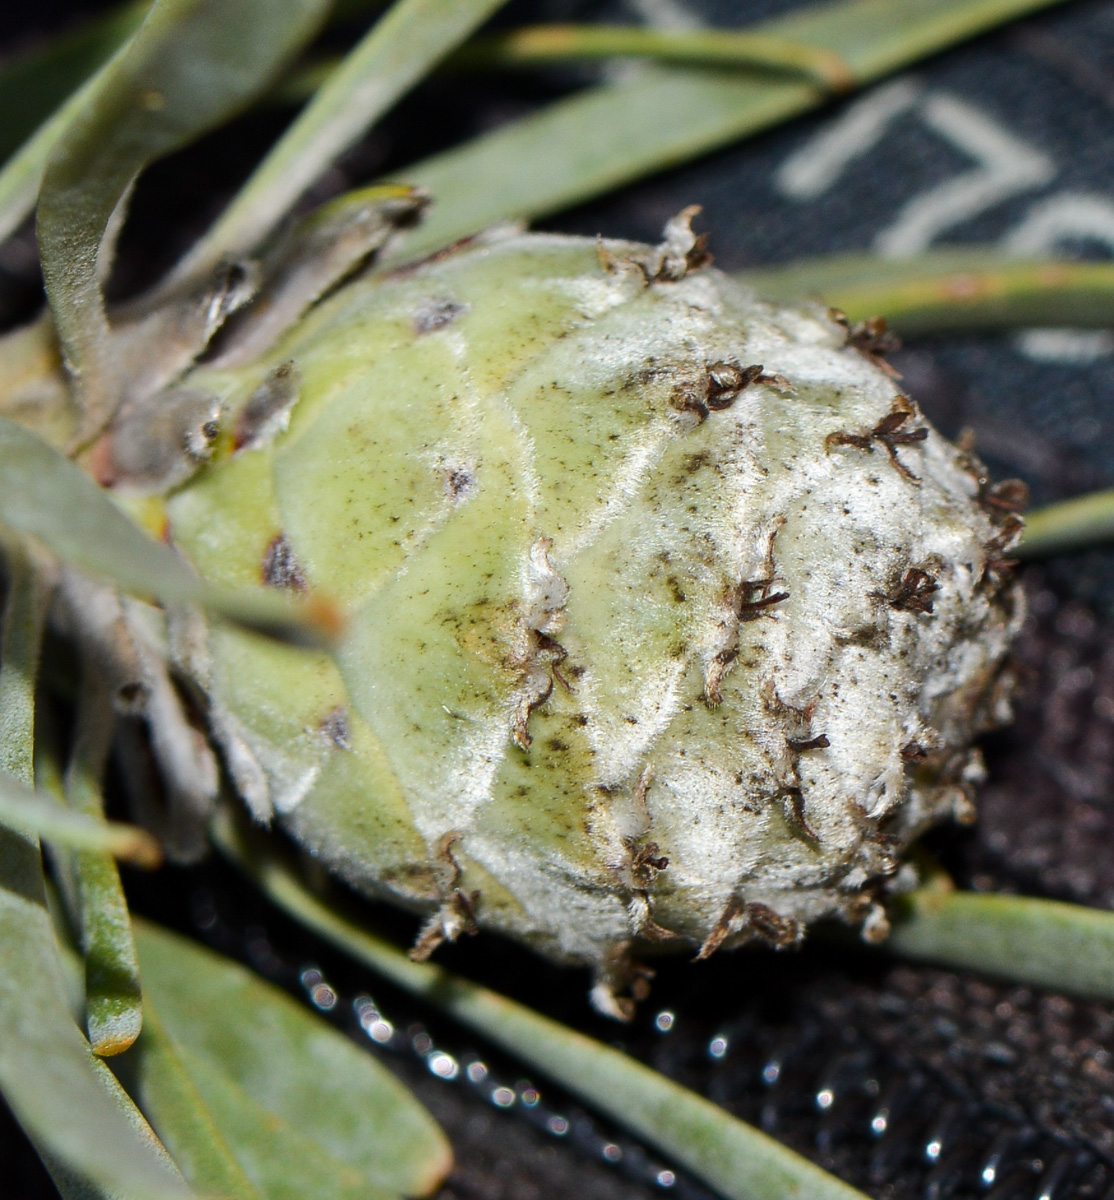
[[0, 415, 339, 648], [385, 0, 1069, 261], [458, 23, 855, 90], [60, 676, 143, 1056], [0, 1, 149, 169], [134, 918, 451, 1197], [0, 878, 189, 1198], [173, 0, 511, 285], [886, 886, 1114, 1001], [215, 819, 869, 1200], [743, 250, 1114, 334], [36, 0, 331, 444], [0, 770, 159, 865], [1019, 489, 1114, 559], [124, 998, 264, 1200], [0, 549, 50, 786], [0, 46, 131, 252], [130, 1000, 391, 1200], [0, 550, 168, 1195]]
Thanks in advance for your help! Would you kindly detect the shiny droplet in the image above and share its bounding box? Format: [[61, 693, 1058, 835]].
[[428, 1052, 459, 1080]]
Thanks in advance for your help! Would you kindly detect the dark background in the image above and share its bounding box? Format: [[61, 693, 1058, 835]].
[[5, 2, 1114, 1198]]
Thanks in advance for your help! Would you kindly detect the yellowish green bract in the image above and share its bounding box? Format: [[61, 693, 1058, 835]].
[[158, 221, 1021, 1017]]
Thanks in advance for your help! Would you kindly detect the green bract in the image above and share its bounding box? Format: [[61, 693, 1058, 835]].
[[88, 213, 1022, 1016]]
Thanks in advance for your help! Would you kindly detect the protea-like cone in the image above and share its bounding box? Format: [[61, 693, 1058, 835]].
[[72, 207, 1022, 1016]]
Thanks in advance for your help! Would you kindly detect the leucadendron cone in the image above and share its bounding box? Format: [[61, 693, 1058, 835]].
[[119, 213, 1021, 1017]]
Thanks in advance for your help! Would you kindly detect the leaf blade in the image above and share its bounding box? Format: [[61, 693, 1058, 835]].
[[0, 883, 190, 1198], [173, 0, 511, 285], [743, 250, 1114, 333], [135, 918, 451, 1197], [385, 0, 1069, 261], [125, 998, 265, 1200], [0, 1, 149, 169], [886, 887, 1114, 1001], [36, 0, 331, 441], [129, 982, 399, 1200], [0, 771, 159, 865], [1020, 489, 1114, 558]]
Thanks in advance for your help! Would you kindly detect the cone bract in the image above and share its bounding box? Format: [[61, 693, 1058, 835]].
[[152, 225, 1021, 1010]]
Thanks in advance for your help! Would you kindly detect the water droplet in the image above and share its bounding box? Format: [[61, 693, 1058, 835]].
[[466, 1061, 488, 1084], [547, 1115, 570, 1136], [491, 1086, 516, 1108], [708, 1035, 728, 1059], [602, 1144, 622, 1163], [656, 1169, 676, 1188], [428, 1052, 459, 1080], [367, 1019, 393, 1044], [654, 1010, 675, 1032]]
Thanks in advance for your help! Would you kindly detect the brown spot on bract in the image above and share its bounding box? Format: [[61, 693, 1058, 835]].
[[705, 361, 787, 411], [319, 706, 350, 750], [413, 297, 466, 334], [262, 533, 307, 592], [443, 465, 475, 502]]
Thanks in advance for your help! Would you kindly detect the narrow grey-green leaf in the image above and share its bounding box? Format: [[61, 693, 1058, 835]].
[[0, 548, 50, 786], [0, 882, 189, 1198], [125, 998, 264, 1200], [173, 0, 509, 285], [36, 0, 331, 444], [385, 0, 1068, 260], [135, 917, 451, 1197], [216, 821, 867, 1200], [0, 415, 339, 647], [128, 941, 398, 1200], [0, 516, 175, 1199], [211, 183, 427, 368], [0, 46, 130, 250], [1019, 489, 1114, 559], [743, 250, 1114, 333], [0, 770, 159, 865], [61, 673, 142, 1056], [35, 1056, 186, 1200], [0, 1, 149, 168], [886, 886, 1114, 1001], [458, 23, 855, 89]]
